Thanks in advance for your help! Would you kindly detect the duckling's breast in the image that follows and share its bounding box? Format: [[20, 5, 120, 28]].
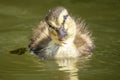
[[45, 42, 80, 58], [55, 43, 80, 58]]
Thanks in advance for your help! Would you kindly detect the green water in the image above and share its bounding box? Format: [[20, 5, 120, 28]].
[[0, 0, 120, 80]]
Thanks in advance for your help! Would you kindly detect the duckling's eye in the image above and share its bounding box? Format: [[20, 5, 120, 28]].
[[62, 15, 68, 25], [63, 15, 68, 20]]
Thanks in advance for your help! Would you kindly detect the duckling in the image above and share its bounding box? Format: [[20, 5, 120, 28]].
[[28, 7, 94, 59]]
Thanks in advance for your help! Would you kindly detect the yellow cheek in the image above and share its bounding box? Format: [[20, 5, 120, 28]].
[[58, 17, 63, 25], [50, 29, 58, 39]]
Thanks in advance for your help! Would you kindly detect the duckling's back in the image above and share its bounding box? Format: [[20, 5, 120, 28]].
[[74, 19, 94, 56]]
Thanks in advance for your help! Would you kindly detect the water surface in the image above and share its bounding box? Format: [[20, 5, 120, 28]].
[[0, 0, 120, 80]]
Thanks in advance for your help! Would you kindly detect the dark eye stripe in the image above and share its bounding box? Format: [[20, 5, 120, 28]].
[[48, 24, 57, 30]]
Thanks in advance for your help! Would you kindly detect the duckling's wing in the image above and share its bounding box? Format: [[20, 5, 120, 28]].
[[74, 19, 94, 55], [28, 21, 51, 55]]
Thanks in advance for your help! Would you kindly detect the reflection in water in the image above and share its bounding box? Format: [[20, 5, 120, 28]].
[[55, 57, 90, 80], [56, 58, 79, 80]]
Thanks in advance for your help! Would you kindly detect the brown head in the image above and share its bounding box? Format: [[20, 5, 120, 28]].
[[45, 7, 77, 44]]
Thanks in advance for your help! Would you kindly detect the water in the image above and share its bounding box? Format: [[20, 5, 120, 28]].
[[0, 0, 120, 80]]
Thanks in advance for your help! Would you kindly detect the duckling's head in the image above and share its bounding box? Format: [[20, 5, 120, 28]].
[[45, 7, 76, 45]]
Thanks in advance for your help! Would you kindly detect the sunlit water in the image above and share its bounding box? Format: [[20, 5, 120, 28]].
[[0, 0, 120, 80]]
